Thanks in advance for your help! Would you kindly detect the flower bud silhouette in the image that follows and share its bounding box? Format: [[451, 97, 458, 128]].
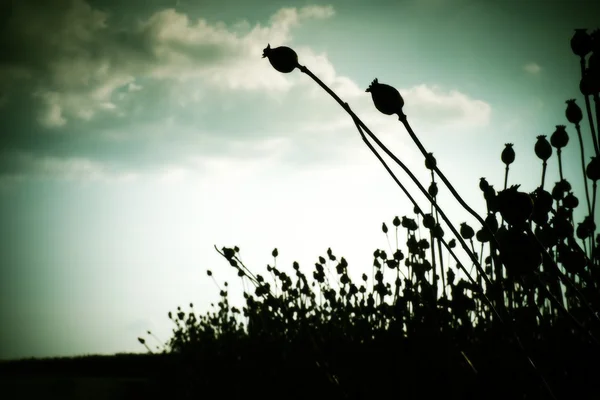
[[262, 44, 298, 73], [425, 153, 437, 170], [550, 125, 569, 149], [366, 78, 405, 120], [565, 99, 583, 125], [587, 156, 600, 181], [501, 143, 515, 165], [497, 186, 533, 227], [534, 135, 552, 161], [571, 29, 592, 58], [460, 223, 474, 240]]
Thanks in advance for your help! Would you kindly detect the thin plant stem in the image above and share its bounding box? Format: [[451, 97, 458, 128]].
[[297, 64, 556, 398], [575, 124, 593, 215], [541, 161, 547, 189], [594, 94, 600, 157], [557, 148, 564, 181], [504, 165, 510, 190], [592, 181, 597, 266], [580, 57, 600, 157], [299, 63, 487, 287]]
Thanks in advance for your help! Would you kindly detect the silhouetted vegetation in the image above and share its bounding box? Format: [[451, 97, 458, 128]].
[[137, 30, 600, 400]]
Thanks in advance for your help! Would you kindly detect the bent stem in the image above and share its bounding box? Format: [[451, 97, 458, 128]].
[[575, 124, 593, 215], [350, 111, 495, 316], [399, 118, 501, 253], [580, 57, 600, 157], [595, 94, 600, 157], [297, 64, 555, 399]]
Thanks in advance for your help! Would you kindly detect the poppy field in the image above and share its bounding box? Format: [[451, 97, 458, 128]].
[[139, 29, 600, 400]]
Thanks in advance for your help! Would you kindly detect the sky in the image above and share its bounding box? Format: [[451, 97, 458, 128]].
[[0, 0, 599, 360]]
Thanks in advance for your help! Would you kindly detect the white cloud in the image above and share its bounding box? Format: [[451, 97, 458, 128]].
[[524, 62, 541, 74], [401, 84, 491, 128]]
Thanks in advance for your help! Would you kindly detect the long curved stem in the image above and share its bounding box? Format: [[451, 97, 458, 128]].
[[575, 123, 593, 215], [297, 64, 556, 399], [400, 119, 500, 249], [298, 65, 488, 286], [594, 94, 600, 157], [351, 112, 496, 317], [580, 57, 600, 157]]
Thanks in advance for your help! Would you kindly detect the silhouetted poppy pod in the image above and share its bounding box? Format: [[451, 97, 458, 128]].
[[460, 223, 474, 240], [565, 99, 583, 125], [366, 78, 405, 120], [563, 192, 579, 209], [423, 213, 436, 229], [550, 125, 569, 149], [501, 143, 515, 165], [479, 177, 489, 192], [576, 216, 596, 240], [497, 185, 534, 227], [587, 156, 600, 181], [571, 29, 592, 58], [262, 44, 298, 73], [534, 135, 552, 161], [485, 213, 498, 233], [428, 182, 438, 197], [424, 153, 437, 170], [476, 228, 490, 243]]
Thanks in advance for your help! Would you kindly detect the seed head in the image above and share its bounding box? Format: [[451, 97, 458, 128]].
[[534, 135, 552, 161], [550, 125, 569, 149], [262, 44, 298, 73], [501, 143, 515, 165], [366, 78, 405, 120], [565, 99, 583, 125]]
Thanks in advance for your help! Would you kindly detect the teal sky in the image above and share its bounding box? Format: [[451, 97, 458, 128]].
[[0, 0, 599, 360]]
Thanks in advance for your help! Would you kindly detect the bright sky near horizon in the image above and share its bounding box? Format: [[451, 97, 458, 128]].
[[0, 0, 599, 360]]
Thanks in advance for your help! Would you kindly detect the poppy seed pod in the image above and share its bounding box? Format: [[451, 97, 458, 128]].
[[460, 223, 474, 240], [425, 153, 437, 170], [476, 228, 491, 243], [501, 143, 515, 165], [550, 125, 569, 149], [366, 78, 405, 120], [428, 181, 438, 197], [262, 44, 298, 73], [485, 213, 499, 233], [587, 156, 600, 181], [534, 135, 552, 161], [565, 99, 583, 125], [479, 177, 490, 192], [563, 192, 579, 209], [423, 214, 436, 229], [570, 29, 593, 58], [497, 185, 534, 227]]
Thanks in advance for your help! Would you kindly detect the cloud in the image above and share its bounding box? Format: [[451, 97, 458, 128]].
[[0, 1, 491, 183], [524, 62, 541, 74]]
